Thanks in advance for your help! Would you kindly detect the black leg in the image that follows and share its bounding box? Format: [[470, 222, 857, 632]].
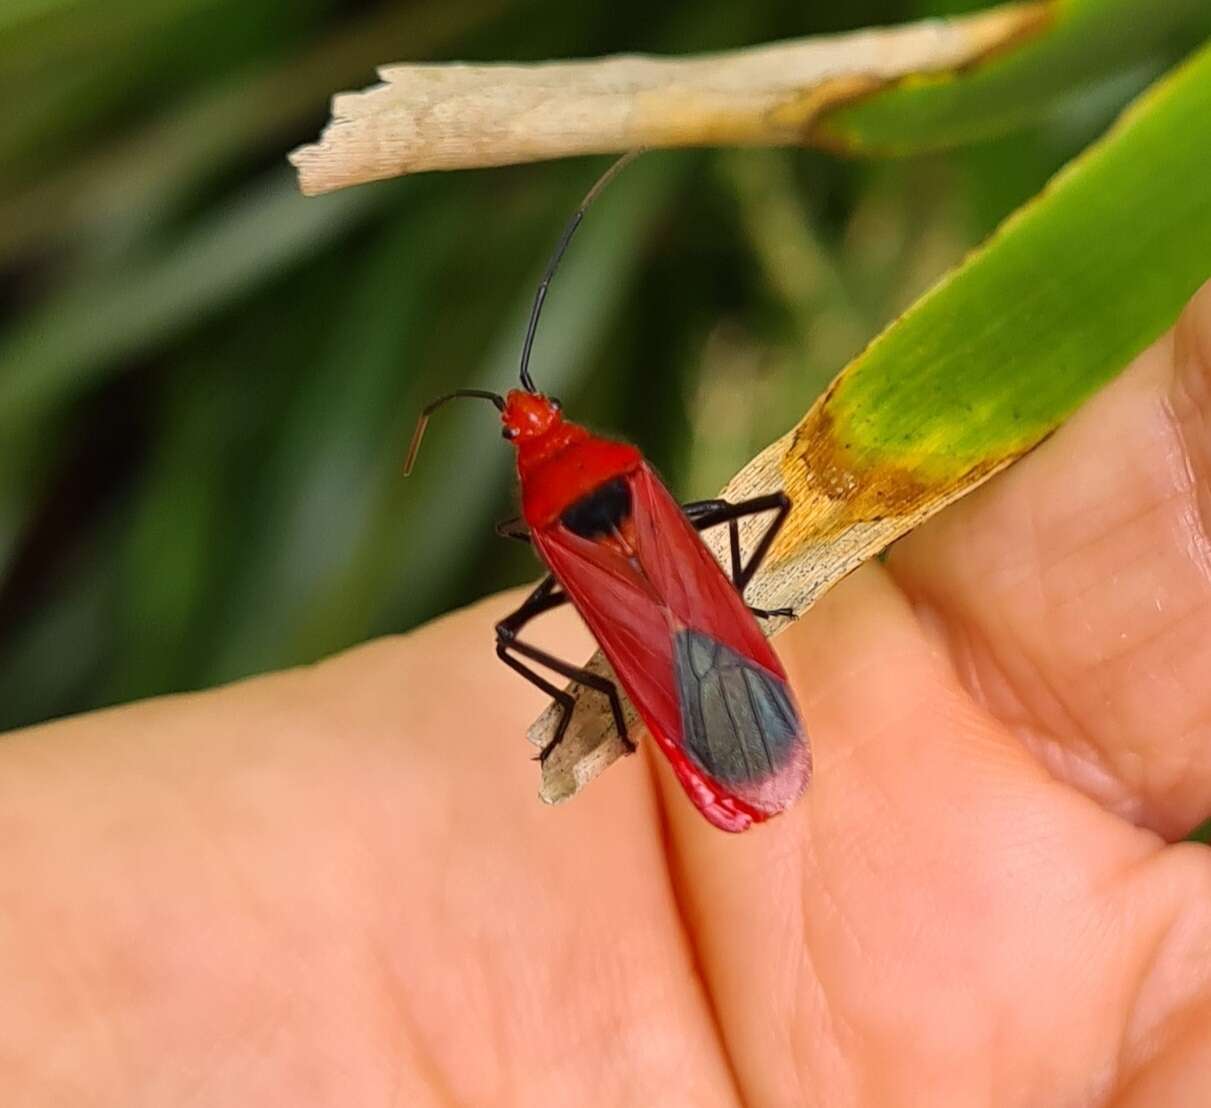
[[683, 499, 743, 589], [495, 576, 633, 763], [496, 646, 578, 762], [495, 516, 531, 544], [748, 604, 795, 620], [496, 574, 565, 635], [683, 492, 794, 612], [682, 498, 729, 520]]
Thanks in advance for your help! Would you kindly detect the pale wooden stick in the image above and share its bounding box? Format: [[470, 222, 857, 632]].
[[290, 4, 1046, 195]]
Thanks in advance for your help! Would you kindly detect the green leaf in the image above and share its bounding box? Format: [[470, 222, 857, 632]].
[[199, 195, 467, 679], [0, 171, 381, 436], [0, 0, 85, 37], [818, 0, 1206, 152], [0, 0, 511, 258], [0, 531, 112, 732], [800, 37, 1211, 494]]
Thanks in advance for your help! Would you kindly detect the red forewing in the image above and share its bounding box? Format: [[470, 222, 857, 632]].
[[532, 463, 810, 832]]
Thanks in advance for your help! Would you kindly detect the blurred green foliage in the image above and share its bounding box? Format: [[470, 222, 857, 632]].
[[0, 0, 1206, 731]]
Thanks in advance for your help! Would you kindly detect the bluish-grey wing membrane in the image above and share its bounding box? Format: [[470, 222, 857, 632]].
[[674, 629, 803, 786]]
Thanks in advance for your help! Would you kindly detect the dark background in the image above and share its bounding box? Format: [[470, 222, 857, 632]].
[[0, 0, 1202, 730]]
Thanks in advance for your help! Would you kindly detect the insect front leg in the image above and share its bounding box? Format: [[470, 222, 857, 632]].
[[683, 493, 794, 617], [495, 576, 633, 763]]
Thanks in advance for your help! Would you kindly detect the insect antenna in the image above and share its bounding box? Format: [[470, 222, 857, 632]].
[[517, 150, 642, 394], [403, 389, 506, 476]]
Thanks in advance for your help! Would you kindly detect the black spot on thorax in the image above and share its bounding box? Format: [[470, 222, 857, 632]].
[[560, 477, 632, 539]]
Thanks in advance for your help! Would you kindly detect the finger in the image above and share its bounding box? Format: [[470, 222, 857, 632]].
[[888, 280, 1211, 839], [304, 595, 742, 1105], [657, 563, 1211, 1106], [0, 593, 739, 1107]]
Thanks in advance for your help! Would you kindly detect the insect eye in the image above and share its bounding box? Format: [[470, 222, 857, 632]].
[[501, 427, 516, 440], [550, 397, 562, 411]]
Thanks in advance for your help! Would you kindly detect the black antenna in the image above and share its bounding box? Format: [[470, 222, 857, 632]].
[[517, 150, 642, 393], [403, 389, 505, 476]]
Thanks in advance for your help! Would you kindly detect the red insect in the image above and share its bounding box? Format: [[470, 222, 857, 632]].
[[406, 155, 810, 832]]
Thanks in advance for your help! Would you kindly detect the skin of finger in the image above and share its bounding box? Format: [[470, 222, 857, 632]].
[[659, 563, 1211, 1107], [886, 280, 1211, 839], [0, 595, 740, 1108], [1112, 997, 1211, 1108]]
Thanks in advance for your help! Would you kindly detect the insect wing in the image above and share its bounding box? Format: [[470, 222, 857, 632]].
[[627, 466, 811, 820], [532, 521, 681, 756], [533, 464, 810, 831]]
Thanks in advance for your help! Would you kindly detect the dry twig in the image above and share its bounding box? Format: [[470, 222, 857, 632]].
[[290, 4, 1046, 195]]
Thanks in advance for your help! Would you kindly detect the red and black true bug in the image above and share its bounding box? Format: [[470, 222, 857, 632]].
[[406, 155, 810, 832]]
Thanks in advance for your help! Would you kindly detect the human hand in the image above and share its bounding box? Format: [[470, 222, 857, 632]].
[[3, 284, 1211, 1106]]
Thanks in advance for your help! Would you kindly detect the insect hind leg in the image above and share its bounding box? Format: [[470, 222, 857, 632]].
[[496, 637, 632, 762], [495, 576, 633, 763], [494, 644, 577, 763]]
